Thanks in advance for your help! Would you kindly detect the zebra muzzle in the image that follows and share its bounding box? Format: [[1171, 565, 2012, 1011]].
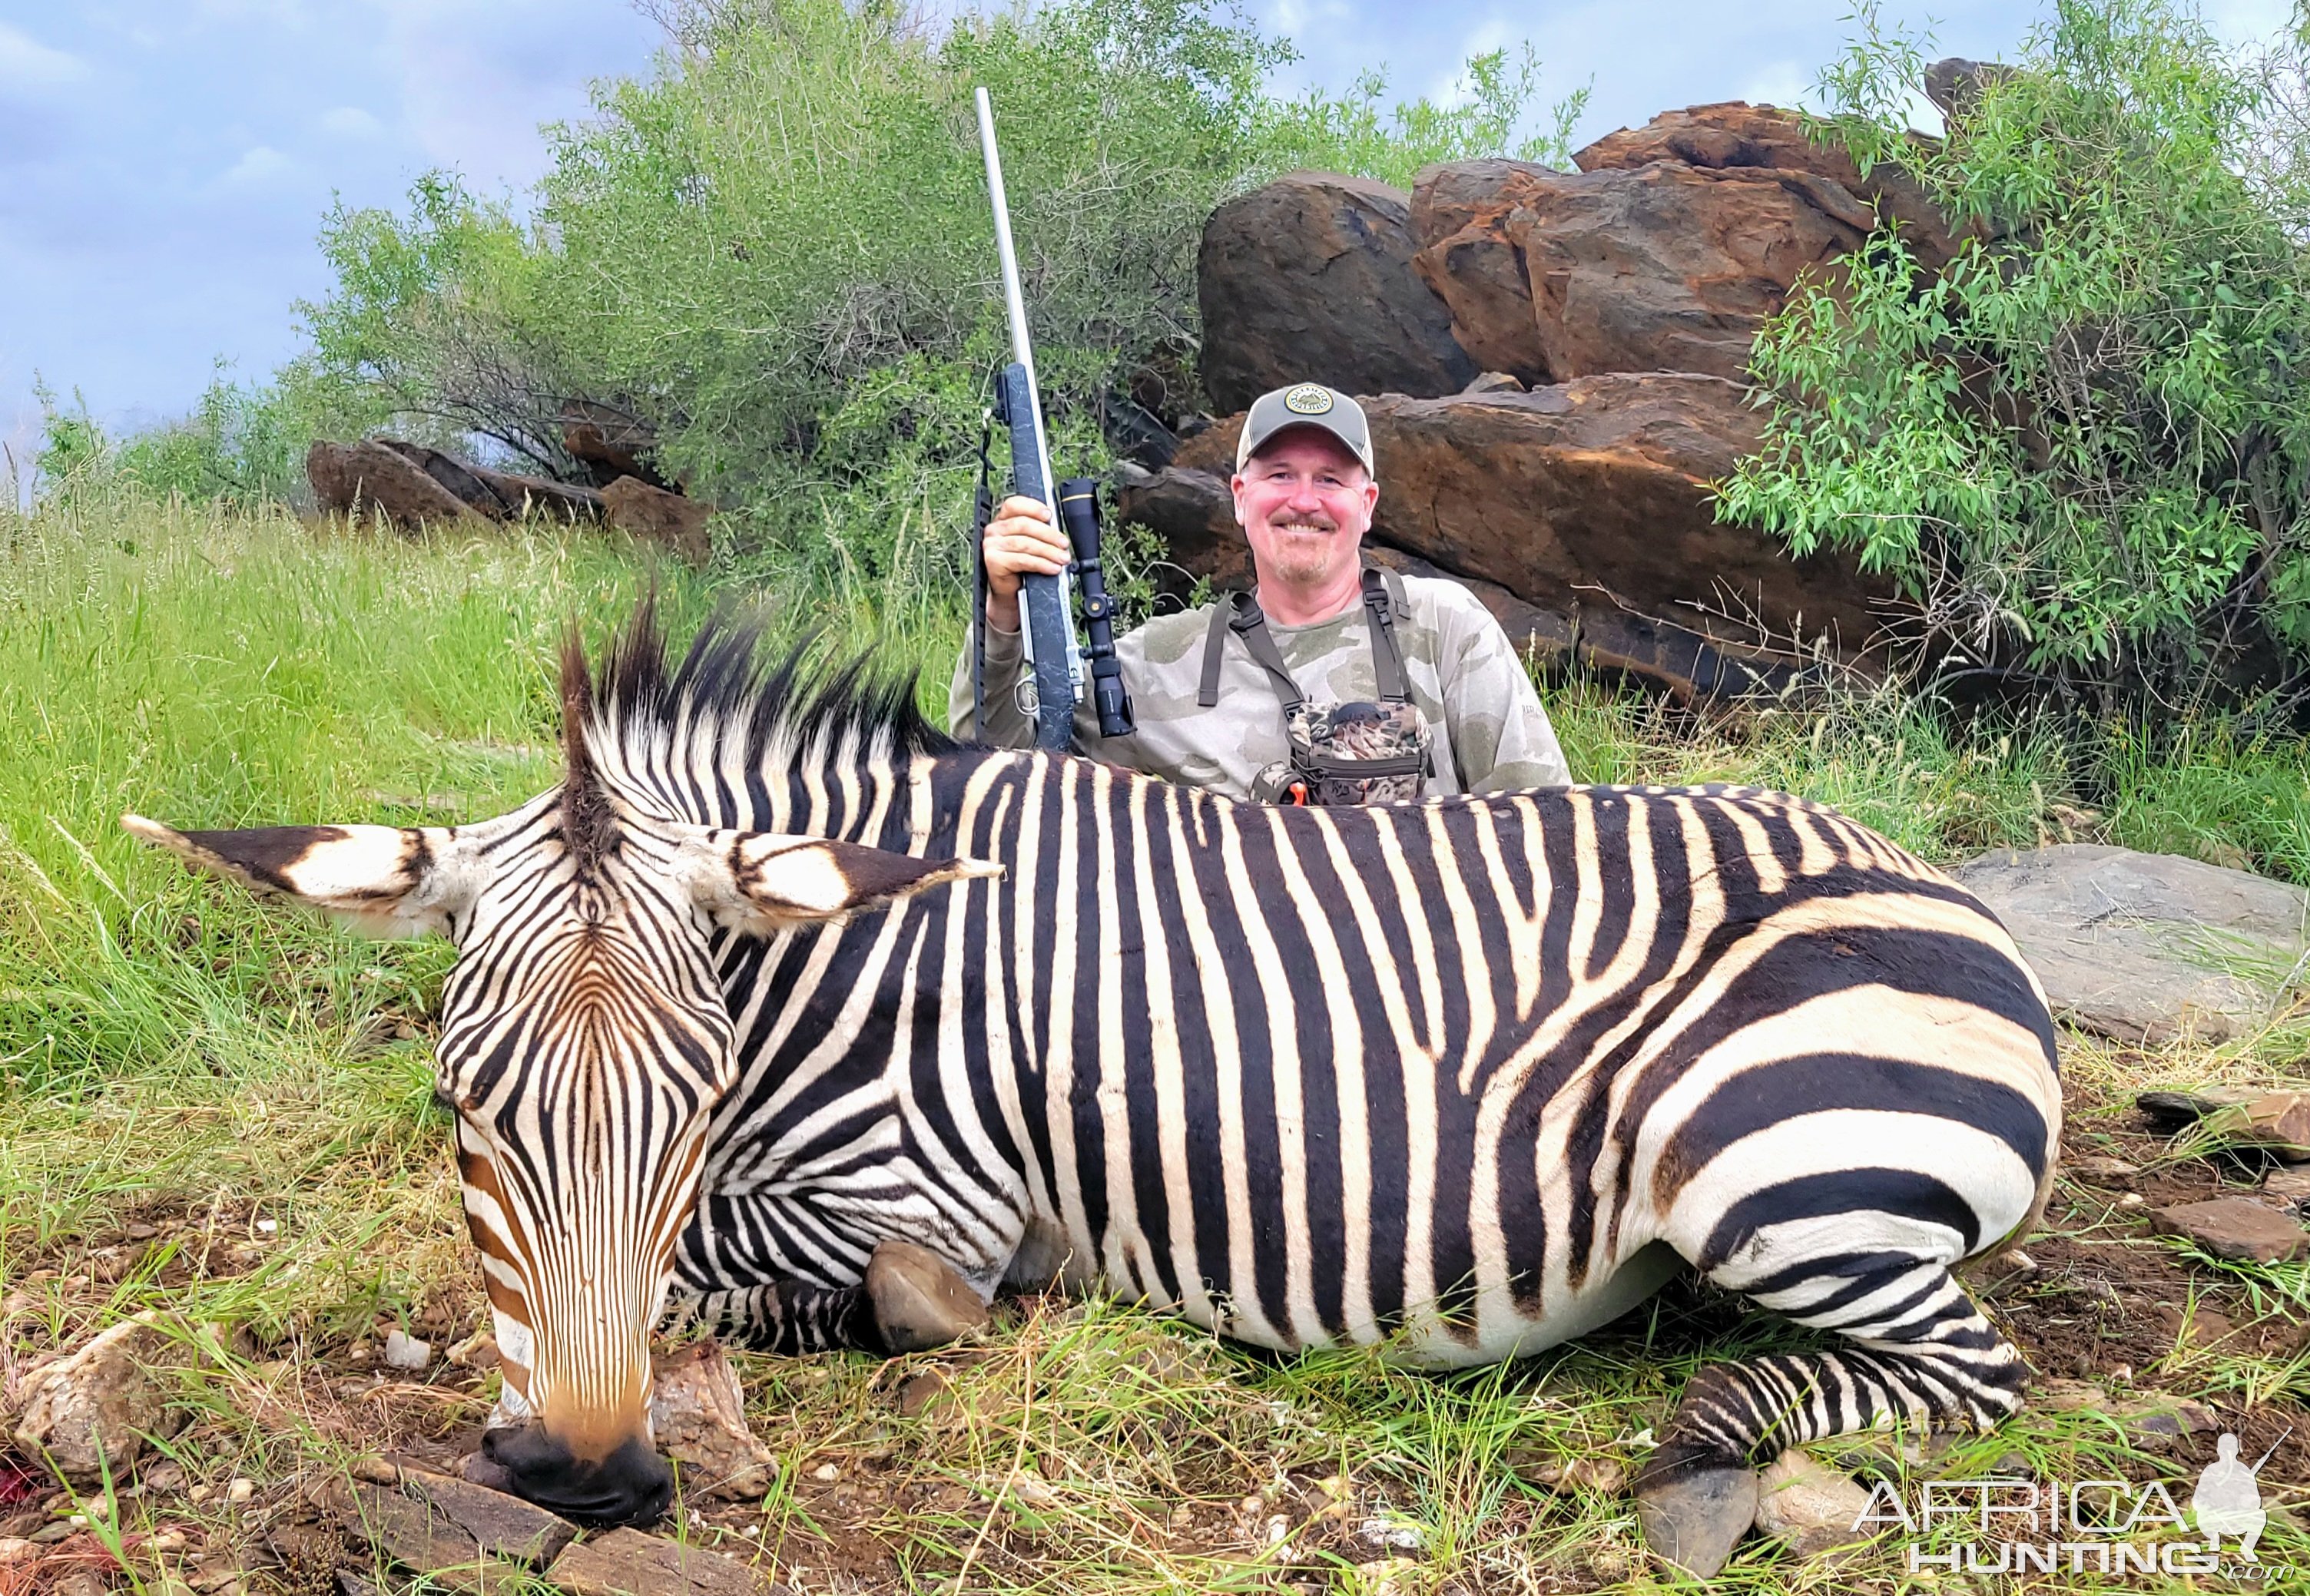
[[480, 1422, 673, 1528]]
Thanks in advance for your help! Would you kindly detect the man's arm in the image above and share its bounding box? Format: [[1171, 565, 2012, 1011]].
[[949, 492, 1075, 747], [946, 621, 1039, 746], [1440, 599, 1574, 793]]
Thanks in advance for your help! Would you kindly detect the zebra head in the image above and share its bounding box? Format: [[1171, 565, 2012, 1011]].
[[124, 636, 998, 1525]]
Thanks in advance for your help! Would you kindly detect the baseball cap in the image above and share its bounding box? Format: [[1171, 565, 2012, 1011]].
[[1235, 383, 1376, 478]]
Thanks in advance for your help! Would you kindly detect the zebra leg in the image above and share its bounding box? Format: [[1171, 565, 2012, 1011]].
[[1636, 1256, 2030, 1577], [688, 1240, 990, 1357]]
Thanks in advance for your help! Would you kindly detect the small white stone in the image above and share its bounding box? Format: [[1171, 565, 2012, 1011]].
[[811, 1463, 839, 1482], [224, 1478, 254, 1505], [381, 1330, 433, 1372], [254, 1219, 277, 1236]]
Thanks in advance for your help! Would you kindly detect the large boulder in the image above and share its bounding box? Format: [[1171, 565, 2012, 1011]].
[[1118, 374, 1896, 698], [1404, 161, 1562, 386], [1198, 172, 1476, 412], [376, 440, 605, 522], [602, 475, 712, 566], [1572, 101, 1973, 273], [1949, 844, 2310, 1044], [561, 399, 672, 490], [1410, 161, 1877, 383], [307, 440, 487, 530]]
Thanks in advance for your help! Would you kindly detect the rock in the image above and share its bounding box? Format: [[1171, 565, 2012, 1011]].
[[1504, 1450, 1627, 1496], [893, 1369, 953, 1419], [602, 476, 712, 566], [326, 1478, 532, 1591], [2264, 1166, 2310, 1208], [2148, 1197, 2307, 1264], [2137, 1087, 2260, 1129], [11, 1311, 188, 1482], [1198, 172, 1476, 412], [382, 1330, 433, 1372], [1752, 1448, 1874, 1557], [1410, 160, 1875, 382], [545, 1526, 785, 1596], [468, 463, 604, 524], [561, 400, 670, 490], [393, 1466, 578, 1565], [648, 1340, 777, 1498], [1572, 101, 1974, 273], [2202, 1093, 2310, 1161], [1125, 376, 1895, 698], [1460, 371, 1524, 395], [2139, 1088, 2310, 1160], [307, 441, 489, 531], [1947, 846, 2310, 1044], [2109, 1392, 2222, 1449], [1924, 58, 2018, 121], [1405, 161, 1563, 386], [374, 440, 605, 524]]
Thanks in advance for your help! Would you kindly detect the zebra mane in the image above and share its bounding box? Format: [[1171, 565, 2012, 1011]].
[[572, 599, 960, 826]]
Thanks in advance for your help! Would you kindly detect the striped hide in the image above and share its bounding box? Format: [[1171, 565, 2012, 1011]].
[[128, 606, 2061, 1561]]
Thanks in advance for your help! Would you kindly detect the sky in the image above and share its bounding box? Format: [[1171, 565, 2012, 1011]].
[[0, 0, 2298, 472]]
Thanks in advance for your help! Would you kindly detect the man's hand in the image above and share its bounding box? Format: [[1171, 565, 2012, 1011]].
[[981, 495, 1071, 633]]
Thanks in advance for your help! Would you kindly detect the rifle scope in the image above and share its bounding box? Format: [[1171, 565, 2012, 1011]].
[[1056, 479, 1135, 738]]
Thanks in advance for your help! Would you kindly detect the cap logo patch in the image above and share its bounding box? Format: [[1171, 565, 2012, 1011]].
[[1282, 384, 1334, 416]]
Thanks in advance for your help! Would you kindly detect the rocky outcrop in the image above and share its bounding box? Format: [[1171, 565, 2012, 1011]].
[[1949, 844, 2310, 1043], [307, 438, 718, 565], [376, 440, 605, 522], [602, 475, 713, 565], [1573, 101, 1972, 273], [307, 440, 488, 530], [1119, 374, 1894, 699], [1411, 161, 1877, 383], [1199, 173, 1476, 412], [561, 399, 671, 489]]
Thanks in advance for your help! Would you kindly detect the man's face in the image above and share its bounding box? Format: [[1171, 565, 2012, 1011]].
[[1231, 429, 1379, 593]]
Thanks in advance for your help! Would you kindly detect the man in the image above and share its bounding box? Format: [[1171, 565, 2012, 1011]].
[[949, 382, 1571, 800]]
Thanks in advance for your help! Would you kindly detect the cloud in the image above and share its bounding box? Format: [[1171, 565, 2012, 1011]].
[[217, 144, 297, 187], [0, 22, 91, 94], [319, 104, 383, 138], [1740, 58, 1811, 111]]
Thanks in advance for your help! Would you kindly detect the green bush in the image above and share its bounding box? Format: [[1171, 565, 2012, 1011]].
[[1719, 0, 2310, 710], [274, 0, 1580, 594]]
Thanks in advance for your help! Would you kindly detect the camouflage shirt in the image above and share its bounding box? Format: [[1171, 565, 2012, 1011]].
[[947, 574, 1573, 798]]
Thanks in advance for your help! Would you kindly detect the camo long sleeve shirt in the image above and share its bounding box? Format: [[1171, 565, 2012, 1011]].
[[947, 573, 1573, 799]]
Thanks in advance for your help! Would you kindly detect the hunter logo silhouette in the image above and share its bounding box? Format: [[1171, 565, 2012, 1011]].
[[2192, 1433, 2279, 1560]]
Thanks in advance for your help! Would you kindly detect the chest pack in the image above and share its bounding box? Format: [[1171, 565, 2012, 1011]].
[[1197, 568, 1433, 806]]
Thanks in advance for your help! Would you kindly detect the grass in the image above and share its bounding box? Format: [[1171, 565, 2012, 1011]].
[[2, 492, 2308, 1593]]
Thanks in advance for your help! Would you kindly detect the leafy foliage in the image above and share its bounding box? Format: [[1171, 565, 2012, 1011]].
[[1720, 0, 2310, 709], [270, 0, 1579, 597]]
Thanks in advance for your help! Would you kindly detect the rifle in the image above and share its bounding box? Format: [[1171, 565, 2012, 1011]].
[[973, 88, 1134, 749]]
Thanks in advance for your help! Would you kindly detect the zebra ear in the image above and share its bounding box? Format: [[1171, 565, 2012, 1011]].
[[121, 813, 486, 939], [677, 827, 1003, 933]]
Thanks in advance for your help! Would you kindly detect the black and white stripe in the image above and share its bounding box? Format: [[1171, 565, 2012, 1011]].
[[595, 617, 2059, 1475]]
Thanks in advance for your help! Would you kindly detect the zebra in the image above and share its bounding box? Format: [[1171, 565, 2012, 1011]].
[[125, 607, 2061, 1575]]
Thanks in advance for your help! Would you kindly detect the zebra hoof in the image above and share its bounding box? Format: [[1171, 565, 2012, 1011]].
[[866, 1240, 989, 1355], [1636, 1445, 1758, 1579]]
